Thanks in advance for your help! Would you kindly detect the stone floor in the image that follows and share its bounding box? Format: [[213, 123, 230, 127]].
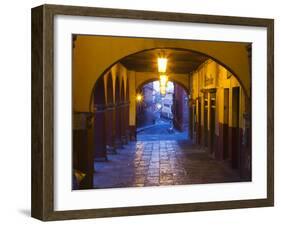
[[137, 120, 188, 141], [93, 139, 242, 189]]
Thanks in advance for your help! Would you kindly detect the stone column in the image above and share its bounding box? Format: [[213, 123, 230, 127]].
[[93, 104, 107, 161], [120, 102, 128, 145], [196, 99, 201, 145], [188, 99, 194, 141], [124, 102, 130, 142], [114, 103, 123, 148], [105, 104, 116, 154]]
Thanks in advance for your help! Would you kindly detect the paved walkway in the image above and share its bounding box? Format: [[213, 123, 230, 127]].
[[137, 121, 188, 141], [94, 140, 241, 189]]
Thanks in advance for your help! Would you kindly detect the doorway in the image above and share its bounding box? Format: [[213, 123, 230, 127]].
[[231, 87, 240, 169], [223, 88, 229, 159], [204, 93, 208, 147], [209, 92, 216, 154]]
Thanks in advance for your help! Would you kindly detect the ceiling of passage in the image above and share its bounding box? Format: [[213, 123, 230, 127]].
[[120, 49, 208, 74]]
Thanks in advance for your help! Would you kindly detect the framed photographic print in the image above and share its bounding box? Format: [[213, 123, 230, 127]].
[[31, 4, 274, 221]]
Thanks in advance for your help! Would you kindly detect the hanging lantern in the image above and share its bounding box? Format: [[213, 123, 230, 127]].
[[157, 57, 167, 73], [159, 74, 168, 87], [158, 54, 168, 96]]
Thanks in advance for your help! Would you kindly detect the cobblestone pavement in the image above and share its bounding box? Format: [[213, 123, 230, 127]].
[[94, 140, 242, 189]]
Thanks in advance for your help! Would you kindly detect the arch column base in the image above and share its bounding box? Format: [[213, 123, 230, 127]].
[[128, 126, 136, 141]]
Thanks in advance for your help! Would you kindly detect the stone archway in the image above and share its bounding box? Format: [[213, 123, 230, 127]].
[[72, 36, 250, 113], [73, 36, 252, 189]]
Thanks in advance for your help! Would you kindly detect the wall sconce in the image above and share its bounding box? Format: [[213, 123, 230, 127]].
[[136, 93, 143, 102]]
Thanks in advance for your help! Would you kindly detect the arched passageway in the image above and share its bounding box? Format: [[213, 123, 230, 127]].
[[72, 37, 252, 190], [136, 80, 190, 142]]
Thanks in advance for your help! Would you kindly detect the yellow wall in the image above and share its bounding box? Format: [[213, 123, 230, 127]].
[[190, 59, 247, 131], [73, 35, 250, 112]]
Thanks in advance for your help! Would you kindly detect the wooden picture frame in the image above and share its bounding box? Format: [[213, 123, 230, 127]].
[[31, 4, 274, 221]]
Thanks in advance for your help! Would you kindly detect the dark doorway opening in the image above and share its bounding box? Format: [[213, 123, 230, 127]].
[[231, 87, 241, 169], [204, 93, 208, 147], [209, 92, 216, 154], [223, 88, 229, 159]]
